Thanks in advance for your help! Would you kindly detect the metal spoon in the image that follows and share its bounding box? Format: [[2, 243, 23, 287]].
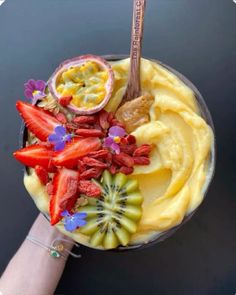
[[122, 0, 146, 103]]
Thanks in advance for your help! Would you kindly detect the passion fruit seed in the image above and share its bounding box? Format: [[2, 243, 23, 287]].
[[56, 61, 108, 109]]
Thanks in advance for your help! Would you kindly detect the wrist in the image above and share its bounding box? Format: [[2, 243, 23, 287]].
[[28, 213, 74, 252]]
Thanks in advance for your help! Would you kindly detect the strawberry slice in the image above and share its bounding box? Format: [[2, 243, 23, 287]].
[[35, 165, 49, 185], [53, 137, 101, 168], [16, 101, 60, 141], [50, 168, 79, 225], [13, 144, 54, 171]]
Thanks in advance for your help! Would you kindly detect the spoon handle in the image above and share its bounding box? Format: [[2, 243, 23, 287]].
[[123, 0, 146, 102]]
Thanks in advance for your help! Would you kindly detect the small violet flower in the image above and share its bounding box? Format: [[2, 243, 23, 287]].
[[24, 79, 46, 105], [48, 126, 72, 151], [61, 210, 87, 232], [103, 126, 126, 154]]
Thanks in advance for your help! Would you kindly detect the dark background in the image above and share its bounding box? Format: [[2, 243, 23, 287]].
[[0, 0, 236, 294]]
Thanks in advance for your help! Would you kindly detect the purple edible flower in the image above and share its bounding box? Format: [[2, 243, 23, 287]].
[[103, 126, 126, 154], [24, 79, 46, 104], [48, 126, 72, 151], [61, 210, 87, 232]]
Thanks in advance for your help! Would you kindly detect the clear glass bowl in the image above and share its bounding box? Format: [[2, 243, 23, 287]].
[[20, 54, 216, 252]]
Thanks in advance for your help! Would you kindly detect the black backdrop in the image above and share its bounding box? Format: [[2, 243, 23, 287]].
[[0, 1, 236, 294]]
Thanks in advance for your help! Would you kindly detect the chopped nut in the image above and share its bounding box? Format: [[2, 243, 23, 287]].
[[38, 94, 60, 114], [115, 94, 154, 133]]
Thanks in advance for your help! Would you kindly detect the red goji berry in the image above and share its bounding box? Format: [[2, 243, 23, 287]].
[[120, 144, 137, 155], [106, 152, 113, 164], [119, 166, 134, 175], [58, 95, 72, 107], [75, 129, 104, 137], [98, 110, 109, 130], [120, 137, 128, 145], [78, 159, 86, 173], [126, 134, 136, 144], [35, 165, 49, 185], [80, 167, 103, 180], [66, 123, 78, 132], [78, 180, 101, 197], [107, 112, 115, 123], [87, 149, 109, 159], [77, 123, 93, 129], [113, 153, 134, 168], [109, 164, 118, 175], [133, 144, 152, 157], [72, 115, 96, 124], [94, 123, 103, 131], [82, 157, 107, 168], [111, 119, 125, 129], [133, 156, 150, 165], [55, 112, 67, 124]]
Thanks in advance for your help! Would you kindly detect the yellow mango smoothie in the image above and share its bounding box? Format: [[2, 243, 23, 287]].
[[17, 56, 214, 249]]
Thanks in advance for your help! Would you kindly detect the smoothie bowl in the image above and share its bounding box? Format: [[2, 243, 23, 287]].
[[14, 54, 215, 251]]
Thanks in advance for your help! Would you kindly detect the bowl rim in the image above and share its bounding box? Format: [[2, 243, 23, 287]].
[[20, 54, 216, 252]]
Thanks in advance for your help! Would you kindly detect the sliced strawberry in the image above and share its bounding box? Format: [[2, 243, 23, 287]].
[[13, 144, 54, 171], [35, 165, 49, 185], [50, 168, 79, 225], [16, 101, 60, 141], [46, 182, 54, 195], [53, 137, 101, 168]]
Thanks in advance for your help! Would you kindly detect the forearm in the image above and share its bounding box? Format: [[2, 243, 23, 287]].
[[0, 214, 73, 295]]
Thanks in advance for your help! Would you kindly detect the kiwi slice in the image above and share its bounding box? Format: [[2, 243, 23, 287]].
[[78, 170, 143, 249]]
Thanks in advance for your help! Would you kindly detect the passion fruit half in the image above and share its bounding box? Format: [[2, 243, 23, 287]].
[[48, 54, 114, 115]]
